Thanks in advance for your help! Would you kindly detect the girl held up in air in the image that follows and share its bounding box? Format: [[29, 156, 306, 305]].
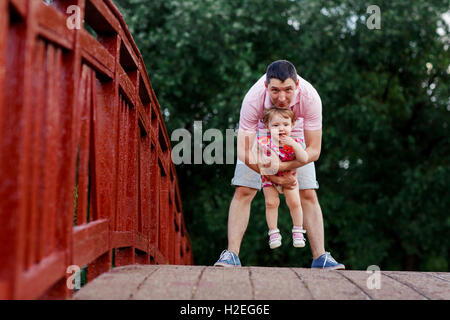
[[257, 107, 308, 249]]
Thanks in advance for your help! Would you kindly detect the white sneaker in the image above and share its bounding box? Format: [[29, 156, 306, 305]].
[[268, 228, 282, 249], [292, 227, 306, 248]]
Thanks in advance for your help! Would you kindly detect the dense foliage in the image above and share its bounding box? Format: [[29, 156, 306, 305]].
[[114, 0, 449, 270]]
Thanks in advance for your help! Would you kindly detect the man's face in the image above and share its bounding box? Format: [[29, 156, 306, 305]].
[[265, 78, 299, 108]]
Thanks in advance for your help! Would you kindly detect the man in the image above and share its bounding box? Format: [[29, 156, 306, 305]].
[[214, 60, 345, 269]]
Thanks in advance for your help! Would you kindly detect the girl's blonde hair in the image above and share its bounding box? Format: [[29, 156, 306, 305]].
[[262, 107, 296, 127]]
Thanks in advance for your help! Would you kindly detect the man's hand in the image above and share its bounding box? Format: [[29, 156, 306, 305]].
[[266, 170, 298, 190]]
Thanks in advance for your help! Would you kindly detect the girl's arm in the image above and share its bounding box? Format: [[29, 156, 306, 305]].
[[279, 136, 308, 164], [291, 140, 308, 164], [278, 130, 322, 171]]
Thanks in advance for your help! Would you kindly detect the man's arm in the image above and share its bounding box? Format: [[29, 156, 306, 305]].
[[237, 129, 260, 173], [303, 128, 322, 162]]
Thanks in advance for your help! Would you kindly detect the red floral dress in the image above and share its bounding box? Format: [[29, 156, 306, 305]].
[[256, 135, 304, 190]]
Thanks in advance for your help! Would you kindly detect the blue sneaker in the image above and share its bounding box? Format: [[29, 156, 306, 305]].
[[214, 250, 242, 267], [311, 252, 345, 270]]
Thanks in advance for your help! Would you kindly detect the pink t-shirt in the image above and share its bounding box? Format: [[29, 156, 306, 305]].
[[239, 74, 322, 138]]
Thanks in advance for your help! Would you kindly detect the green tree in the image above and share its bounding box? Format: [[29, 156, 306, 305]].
[[115, 0, 449, 270]]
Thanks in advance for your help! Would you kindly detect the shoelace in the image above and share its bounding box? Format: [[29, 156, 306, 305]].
[[220, 250, 236, 265], [322, 252, 337, 267], [326, 252, 337, 263]]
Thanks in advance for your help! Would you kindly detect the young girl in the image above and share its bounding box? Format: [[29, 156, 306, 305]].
[[257, 107, 308, 249]]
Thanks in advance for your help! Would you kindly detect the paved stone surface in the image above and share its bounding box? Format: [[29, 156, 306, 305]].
[[133, 265, 205, 300], [293, 268, 368, 300], [72, 265, 450, 300], [72, 264, 157, 300], [251, 267, 312, 300], [338, 270, 426, 300], [193, 266, 252, 300], [382, 271, 450, 300]]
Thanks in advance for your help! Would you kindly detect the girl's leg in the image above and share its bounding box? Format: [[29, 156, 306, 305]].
[[263, 186, 282, 249], [284, 186, 306, 247], [283, 186, 303, 228], [262, 186, 280, 230]]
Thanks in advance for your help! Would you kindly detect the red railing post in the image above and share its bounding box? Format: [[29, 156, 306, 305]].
[[0, 0, 193, 300]]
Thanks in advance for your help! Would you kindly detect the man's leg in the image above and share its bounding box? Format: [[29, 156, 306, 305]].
[[300, 189, 326, 260], [227, 186, 257, 256], [297, 165, 345, 269]]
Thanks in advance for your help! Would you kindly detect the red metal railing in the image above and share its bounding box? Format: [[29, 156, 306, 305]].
[[0, 0, 193, 299]]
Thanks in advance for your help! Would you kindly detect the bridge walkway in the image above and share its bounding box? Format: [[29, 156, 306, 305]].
[[73, 264, 450, 300]]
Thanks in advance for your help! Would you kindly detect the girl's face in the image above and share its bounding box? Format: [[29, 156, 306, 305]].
[[268, 113, 293, 140]]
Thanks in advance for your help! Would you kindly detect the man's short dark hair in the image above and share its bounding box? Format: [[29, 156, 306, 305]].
[[266, 60, 298, 84]]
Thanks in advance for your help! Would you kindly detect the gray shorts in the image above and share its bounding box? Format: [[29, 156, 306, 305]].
[[231, 159, 319, 190], [231, 137, 319, 191]]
